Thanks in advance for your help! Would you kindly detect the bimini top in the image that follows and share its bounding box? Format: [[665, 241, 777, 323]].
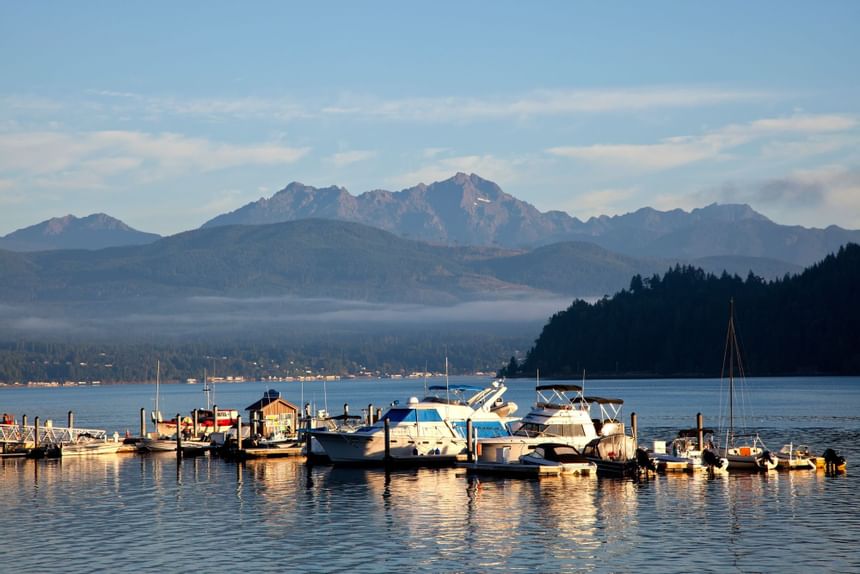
[[428, 384, 484, 393], [571, 396, 624, 405], [535, 383, 583, 393]]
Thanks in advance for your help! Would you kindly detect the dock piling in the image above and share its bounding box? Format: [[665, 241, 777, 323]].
[[192, 409, 199, 438], [383, 417, 391, 464], [176, 413, 182, 458], [34, 417, 40, 448], [236, 415, 243, 452], [67, 411, 74, 430], [697, 413, 704, 451], [367, 404, 373, 425], [466, 419, 474, 463], [139, 408, 146, 438], [631, 412, 638, 444]]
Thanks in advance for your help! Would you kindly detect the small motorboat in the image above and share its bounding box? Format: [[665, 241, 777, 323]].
[[775, 443, 816, 470], [519, 443, 595, 474], [582, 433, 639, 477], [61, 435, 122, 457]]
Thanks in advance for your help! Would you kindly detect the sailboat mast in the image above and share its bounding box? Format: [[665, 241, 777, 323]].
[[154, 359, 160, 434], [728, 299, 735, 447]]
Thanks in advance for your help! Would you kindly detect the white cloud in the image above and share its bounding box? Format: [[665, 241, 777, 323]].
[[326, 149, 377, 167], [0, 130, 310, 187], [59, 86, 771, 125], [547, 113, 858, 172], [324, 87, 770, 122]]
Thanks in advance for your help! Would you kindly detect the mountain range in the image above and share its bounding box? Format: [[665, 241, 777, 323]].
[[201, 173, 859, 266], [0, 219, 662, 305], [2, 173, 856, 277], [0, 213, 160, 252]]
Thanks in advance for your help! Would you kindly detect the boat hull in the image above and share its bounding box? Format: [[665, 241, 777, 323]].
[[311, 430, 466, 464]]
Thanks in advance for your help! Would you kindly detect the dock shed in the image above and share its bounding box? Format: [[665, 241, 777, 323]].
[[245, 390, 299, 438]]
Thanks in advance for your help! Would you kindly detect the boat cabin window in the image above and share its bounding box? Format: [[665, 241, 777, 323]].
[[452, 421, 509, 438], [385, 408, 444, 423], [515, 422, 587, 437]]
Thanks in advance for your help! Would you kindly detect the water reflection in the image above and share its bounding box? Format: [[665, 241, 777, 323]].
[[0, 447, 858, 572]]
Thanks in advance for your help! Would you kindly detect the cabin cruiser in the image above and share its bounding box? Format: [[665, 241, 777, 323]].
[[477, 384, 617, 465], [310, 380, 515, 464]]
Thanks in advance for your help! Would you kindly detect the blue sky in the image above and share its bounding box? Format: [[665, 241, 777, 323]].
[[1, 2, 858, 235]]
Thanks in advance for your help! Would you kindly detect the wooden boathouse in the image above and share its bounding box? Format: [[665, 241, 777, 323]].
[[245, 390, 299, 439]]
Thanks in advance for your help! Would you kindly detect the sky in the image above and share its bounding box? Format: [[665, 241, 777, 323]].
[[1, 1, 859, 236]]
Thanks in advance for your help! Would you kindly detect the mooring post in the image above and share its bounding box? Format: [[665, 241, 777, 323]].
[[343, 403, 349, 419], [236, 415, 243, 452], [367, 404, 373, 425], [192, 409, 198, 438], [376, 408, 382, 422], [34, 416, 40, 448], [212, 405, 218, 433], [697, 413, 704, 451], [383, 417, 391, 465], [630, 412, 638, 444], [304, 415, 312, 460], [139, 408, 146, 438], [466, 419, 474, 463], [67, 410, 74, 431], [176, 413, 182, 459], [22, 414, 27, 429]]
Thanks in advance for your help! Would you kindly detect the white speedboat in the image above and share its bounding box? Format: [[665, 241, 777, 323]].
[[310, 380, 514, 464], [518, 443, 595, 474], [713, 300, 777, 472], [775, 443, 816, 470], [655, 428, 728, 473], [477, 384, 619, 464], [61, 435, 123, 456], [138, 436, 212, 453]]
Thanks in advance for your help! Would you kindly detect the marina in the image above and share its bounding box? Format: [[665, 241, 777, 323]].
[[1, 376, 859, 572]]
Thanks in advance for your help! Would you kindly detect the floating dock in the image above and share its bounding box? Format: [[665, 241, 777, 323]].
[[456, 461, 593, 478]]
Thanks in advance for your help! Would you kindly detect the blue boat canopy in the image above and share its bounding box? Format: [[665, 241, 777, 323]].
[[536, 383, 583, 392]]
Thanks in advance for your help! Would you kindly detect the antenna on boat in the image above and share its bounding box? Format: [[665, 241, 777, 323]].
[[445, 354, 451, 420]]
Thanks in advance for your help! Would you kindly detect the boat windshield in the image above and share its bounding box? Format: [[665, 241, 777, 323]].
[[514, 422, 589, 438], [385, 408, 444, 423]]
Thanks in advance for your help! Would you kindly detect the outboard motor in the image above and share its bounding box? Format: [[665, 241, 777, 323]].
[[636, 447, 656, 473], [824, 448, 846, 473], [702, 448, 726, 470]]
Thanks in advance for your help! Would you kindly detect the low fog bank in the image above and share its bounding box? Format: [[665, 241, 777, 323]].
[[0, 294, 576, 342]]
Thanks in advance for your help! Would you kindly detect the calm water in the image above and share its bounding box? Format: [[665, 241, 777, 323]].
[[1, 377, 859, 573]]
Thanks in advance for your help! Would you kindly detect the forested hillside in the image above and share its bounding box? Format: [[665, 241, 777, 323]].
[[502, 244, 860, 378]]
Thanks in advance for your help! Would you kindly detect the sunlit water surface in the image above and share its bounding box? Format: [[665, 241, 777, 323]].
[[1, 377, 859, 573]]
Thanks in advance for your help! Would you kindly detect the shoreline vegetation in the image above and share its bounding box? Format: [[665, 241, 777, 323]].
[[502, 244, 859, 380]]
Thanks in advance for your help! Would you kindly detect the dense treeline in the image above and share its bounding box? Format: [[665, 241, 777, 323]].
[[502, 244, 860, 378], [0, 331, 526, 384]]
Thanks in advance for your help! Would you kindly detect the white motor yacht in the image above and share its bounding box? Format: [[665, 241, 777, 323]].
[[310, 380, 515, 464], [477, 384, 625, 464]]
